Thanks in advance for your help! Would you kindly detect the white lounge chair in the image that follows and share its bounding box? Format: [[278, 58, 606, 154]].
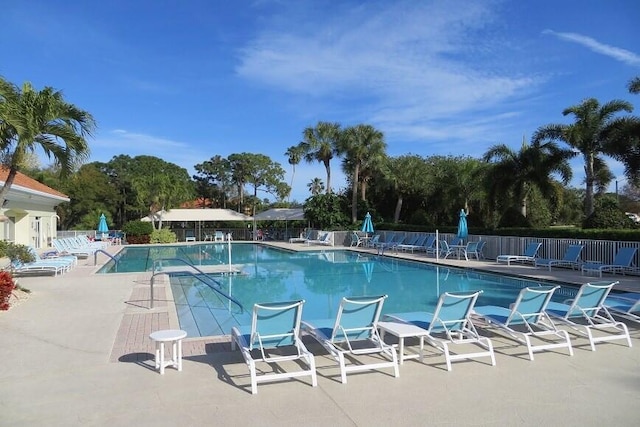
[[288, 230, 311, 243], [396, 235, 428, 253], [384, 291, 496, 371], [474, 286, 573, 360], [29, 247, 76, 271], [438, 240, 454, 258], [231, 300, 317, 394], [350, 231, 365, 247], [546, 281, 632, 351], [11, 259, 66, 276], [302, 295, 399, 384], [467, 241, 486, 260], [535, 245, 583, 271], [76, 235, 109, 249], [496, 242, 542, 265], [581, 247, 637, 277], [52, 238, 95, 258], [604, 292, 640, 323], [413, 235, 436, 253], [306, 232, 332, 246], [373, 233, 402, 249], [366, 234, 380, 248]]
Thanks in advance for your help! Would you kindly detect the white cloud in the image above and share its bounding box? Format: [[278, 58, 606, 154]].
[[236, 1, 539, 143], [543, 29, 640, 67]]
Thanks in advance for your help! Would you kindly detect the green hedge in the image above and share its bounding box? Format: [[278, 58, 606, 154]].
[[122, 220, 154, 236]]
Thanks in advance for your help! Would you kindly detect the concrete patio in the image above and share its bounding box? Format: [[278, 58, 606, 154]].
[[1, 243, 639, 426]]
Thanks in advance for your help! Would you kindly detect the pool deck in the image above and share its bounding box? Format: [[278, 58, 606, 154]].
[[1, 242, 639, 426]]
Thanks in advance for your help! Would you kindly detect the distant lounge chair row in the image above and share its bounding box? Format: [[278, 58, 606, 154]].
[[230, 280, 635, 394], [364, 233, 487, 261], [52, 236, 108, 258], [496, 243, 638, 276]]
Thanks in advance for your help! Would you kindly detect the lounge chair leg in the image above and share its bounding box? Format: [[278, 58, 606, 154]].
[[524, 336, 535, 361], [391, 351, 400, 378], [308, 356, 318, 387], [585, 327, 597, 351], [442, 343, 452, 371], [562, 331, 574, 356], [249, 361, 258, 394], [485, 339, 496, 366], [338, 353, 348, 384], [621, 324, 632, 348]]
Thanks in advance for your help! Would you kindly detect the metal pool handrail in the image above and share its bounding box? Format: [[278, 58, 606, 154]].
[[164, 270, 244, 314], [94, 249, 118, 268], [149, 257, 243, 312]]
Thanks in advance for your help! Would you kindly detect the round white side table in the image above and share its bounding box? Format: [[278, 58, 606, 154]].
[[149, 329, 187, 375]]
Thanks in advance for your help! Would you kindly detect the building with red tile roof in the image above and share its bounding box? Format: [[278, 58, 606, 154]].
[[0, 167, 69, 248]]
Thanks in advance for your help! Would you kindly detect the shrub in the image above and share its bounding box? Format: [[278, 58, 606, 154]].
[[150, 228, 177, 244], [583, 198, 635, 229], [0, 241, 35, 263], [122, 220, 154, 244], [0, 271, 16, 310], [122, 220, 154, 236], [303, 194, 350, 229]]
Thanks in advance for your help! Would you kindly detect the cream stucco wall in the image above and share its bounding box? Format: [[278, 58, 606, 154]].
[[1, 203, 61, 248]]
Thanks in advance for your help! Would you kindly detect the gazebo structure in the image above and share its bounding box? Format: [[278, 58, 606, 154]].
[[252, 208, 306, 241], [141, 208, 252, 241]]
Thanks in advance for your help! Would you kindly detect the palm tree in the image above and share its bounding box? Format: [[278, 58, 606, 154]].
[[533, 98, 633, 216], [338, 124, 387, 223], [483, 138, 573, 218], [285, 145, 304, 202], [298, 121, 341, 194], [358, 151, 387, 202], [0, 78, 95, 206], [629, 76, 640, 94], [307, 178, 324, 196], [383, 155, 431, 223], [604, 77, 640, 185]]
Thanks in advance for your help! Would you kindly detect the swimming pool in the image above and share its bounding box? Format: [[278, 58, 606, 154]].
[[100, 243, 578, 337]]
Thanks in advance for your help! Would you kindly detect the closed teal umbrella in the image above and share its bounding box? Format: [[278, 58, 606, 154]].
[[97, 213, 109, 233], [457, 209, 468, 240], [361, 212, 374, 237]]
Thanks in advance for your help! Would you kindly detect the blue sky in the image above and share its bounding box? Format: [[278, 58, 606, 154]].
[[2, 0, 639, 202]]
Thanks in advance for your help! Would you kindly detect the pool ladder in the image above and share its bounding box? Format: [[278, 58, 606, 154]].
[[149, 258, 243, 312], [94, 249, 118, 268]]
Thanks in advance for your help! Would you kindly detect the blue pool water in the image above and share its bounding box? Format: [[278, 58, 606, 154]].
[[99, 243, 578, 337]]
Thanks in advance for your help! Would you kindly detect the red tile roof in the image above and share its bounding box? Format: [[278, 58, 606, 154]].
[[0, 167, 69, 199]]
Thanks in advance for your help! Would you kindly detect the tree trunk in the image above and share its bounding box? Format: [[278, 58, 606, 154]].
[[289, 165, 296, 202], [520, 197, 527, 218], [351, 164, 360, 223], [394, 196, 403, 223], [584, 153, 595, 216], [158, 204, 165, 229], [360, 180, 367, 201], [324, 160, 332, 194]]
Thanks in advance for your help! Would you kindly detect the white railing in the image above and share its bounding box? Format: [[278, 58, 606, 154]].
[[360, 231, 640, 272]]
